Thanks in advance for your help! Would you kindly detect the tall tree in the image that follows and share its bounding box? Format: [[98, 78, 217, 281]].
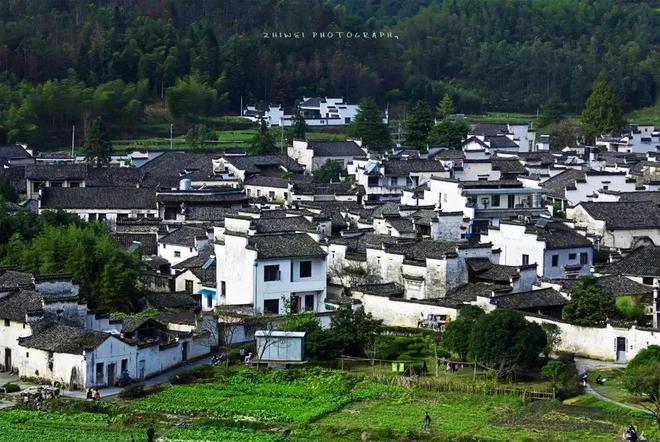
[[290, 106, 307, 141], [83, 117, 112, 167], [539, 95, 566, 127], [403, 101, 434, 149], [429, 119, 469, 148], [249, 119, 277, 155], [581, 71, 627, 141], [347, 98, 391, 151], [436, 93, 454, 120], [562, 276, 616, 326], [313, 160, 343, 184]]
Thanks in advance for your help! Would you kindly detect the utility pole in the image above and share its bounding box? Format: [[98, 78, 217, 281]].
[[71, 125, 75, 157], [170, 124, 173, 149], [240, 96, 243, 116]]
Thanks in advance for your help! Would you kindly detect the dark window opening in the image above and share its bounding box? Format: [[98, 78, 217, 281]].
[[264, 265, 280, 282], [300, 261, 312, 278], [580, 253, 588, 265], [263, 299, 279, 314], [522, 254, 529, 266], [551, 255, 559, 267]]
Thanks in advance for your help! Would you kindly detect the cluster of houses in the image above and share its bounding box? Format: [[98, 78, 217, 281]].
[[1, 120, 660, 386]]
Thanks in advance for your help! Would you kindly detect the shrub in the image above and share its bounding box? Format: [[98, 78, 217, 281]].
[[628, 345, 660, 370], [2, 383, 20, 393]]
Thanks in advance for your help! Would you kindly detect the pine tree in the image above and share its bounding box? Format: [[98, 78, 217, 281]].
[[581, 71, 627, 141], [403, 101, 434, 149], [539, 95, 566, 127], [436, 93, 454, 120], [250, 119, 277, 155], [347, 98, 391, 151], [83, 117, 112, 167], [290, 105, 307, 141]]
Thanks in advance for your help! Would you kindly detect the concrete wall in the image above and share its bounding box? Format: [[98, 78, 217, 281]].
[[352, 293, 458, 327], [525, 315, 660, 362]]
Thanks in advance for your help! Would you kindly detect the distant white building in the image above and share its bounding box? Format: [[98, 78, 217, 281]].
[[596, 124, 660, 154], [243, 97, 387, 127]]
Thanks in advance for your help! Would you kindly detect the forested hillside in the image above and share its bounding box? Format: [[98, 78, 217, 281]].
[[0, 0, 657, 148]]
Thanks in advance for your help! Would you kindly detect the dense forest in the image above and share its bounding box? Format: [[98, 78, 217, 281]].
[[0, 0, 657, 148]]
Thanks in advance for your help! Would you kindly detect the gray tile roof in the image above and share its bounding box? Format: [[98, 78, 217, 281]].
[[223, 155, 303, 176], [529, 222, 593, 249], [383, 159, 445, 175], [558, 275, 653, 297], [489, 287, 567, 310], [139, 152, 221, 188], [601, 245, 660, 277], [466, 258, 521, 283], [0, 145, 32, 161], [0, 290, 43, 321], [0, 269, 34, 290], [540, 169, 585, 199], [307, 140, 365, 157], [579, 201, 660, 229], [386, 217, 415, 234], [353, 282, 404, 297], [492, 158, 527, 175], [383, 239, 460, 262], [618, 192, 660, 204], [247, 233, 326, 259], [156, 190, 247, 204], [446, 282, 511, 302], [19, 324, 110, 354], [252, 216, 314, 234], [487, 135, 518, 149], [144, 292, 198, 309], [470, 123, 508, 136], [244, 175, 290, 189], [41, 187, 156, 210], [159, 226, 208, 247]]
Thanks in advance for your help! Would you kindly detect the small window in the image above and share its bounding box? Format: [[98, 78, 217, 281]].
[[569, 253, 576, 260], [263, 299, 279, 314], [491, 195, 500, 206], [26, 352, 29, 358], [642, 277, 654, 285], [174, 251, 181, 258], [390, 177, 398, 186], [551, 255, 559, 267], [185, 280, 194, 294], [305, 294, 315, 311], [3, 319, 9, 327], [300, 261, 312, 278], [522, 254, 529, 266], [221, 281, 226, 296], [367, 176, 379, 187], [264, 265, 280, 282], [580, 253, 588, 265], [206, 294, 213, 308]]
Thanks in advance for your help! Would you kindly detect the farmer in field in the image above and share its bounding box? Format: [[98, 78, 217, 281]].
[[422, 411, 432, 432]]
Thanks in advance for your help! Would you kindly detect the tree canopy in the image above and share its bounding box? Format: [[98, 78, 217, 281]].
[[581, 71, 627, 140], [562, 276, 616, 326], [313, 160, 343, 184], [249, 119, 278, 155], [403, 101, 434, 149], [347, 98, 391, 151], [83, 117, 112, 167]]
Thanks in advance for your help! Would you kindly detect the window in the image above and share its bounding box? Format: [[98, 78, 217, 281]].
[[551, 255, 559, 267], [283, 192, 288, 199], [206, 294, 213, 308], [643, 277, 654, 285], [185, 280, 194, 294], [32, 181, 42, 192], [164, 207, 178, 220], [367, 176, 379, 187], [390, 177, 398, 186], [25, 352, 29, 358], [580, 253, 588, 265], [300, 261, 312, 278], [95, 363, 104, 382], [268, 191, 275, 200], [569, 253, 576, 260], [98, 213, 106, 221], [69, 181, 80, 188], [491, 195, 500, 206], [305, 294, 315, 311], [221, 281, 226, 296], [256, 189, 261, 197], [3, 319, 9, 327], [174, 251, 181, 258], [264, 265, 280, 282], [522, 254, 529, 266], [88, 213, 97, 221], [263, 299, 279, 314]]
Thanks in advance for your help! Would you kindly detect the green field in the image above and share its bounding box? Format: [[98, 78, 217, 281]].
[[1, 367, 657, 441]]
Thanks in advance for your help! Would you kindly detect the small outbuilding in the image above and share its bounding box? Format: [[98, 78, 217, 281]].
[[255, 331, 306, 366]]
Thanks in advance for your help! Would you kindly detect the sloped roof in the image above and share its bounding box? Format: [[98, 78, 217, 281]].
[[383, 159, 445, 175], [618, 191, 660, 204], [244, 175, 290, 189], [111, 233, 158, 255], [0, 144, 31, 160], [540, 169, 585, 200], [578, 201, 660, 229], [41, 187, 156, 210], [557, 275, 653, 297], [489, 288, 567, 309], [252, 216, 314, 234], [0, 269, 34, 290], [159, 226, 208, 247], [223, 155, 303, 175], [601, 245, 660, 277], [353, 282, 404, 298], [139, 152, 221, 188], [307, 140, 365, 157], [446, 282, 511, 302], [19, 324, 110, 354], [247, 233, 326, 259], [0, 290, 43, 321], [144, 292, 198, 309]]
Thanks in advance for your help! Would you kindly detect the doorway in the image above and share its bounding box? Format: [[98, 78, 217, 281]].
[[4, 349, 11, 371], [616, 337, 627, 361], [507, 194, 515, 208], [182, 342, 188, 362], [107, 363, 116, 386]]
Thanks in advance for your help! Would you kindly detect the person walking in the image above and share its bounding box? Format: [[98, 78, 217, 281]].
[[422, 411, 432, 432]]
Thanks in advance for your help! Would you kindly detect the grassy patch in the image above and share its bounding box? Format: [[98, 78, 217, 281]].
[[627, 102, 660, 126]]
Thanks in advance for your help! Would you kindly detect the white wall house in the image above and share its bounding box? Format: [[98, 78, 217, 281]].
[[158, 226, 210, 266], [288, 140, 366, 172], [482, 221, 593, 279], [215, 231, 327, 315], [567, 201, 660, 250]]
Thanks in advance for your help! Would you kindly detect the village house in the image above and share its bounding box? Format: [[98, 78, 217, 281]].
[[596, 124, 660, 154], [351, 158, 449, 202], [566, 201, 660, 250], [468, 122, 536, 153], [158, 225, 211, 266], [216, 154, 304, 183], [288, 140, 366, 172], [481, 219, 593, 279], [0, 144, 34, 167]]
